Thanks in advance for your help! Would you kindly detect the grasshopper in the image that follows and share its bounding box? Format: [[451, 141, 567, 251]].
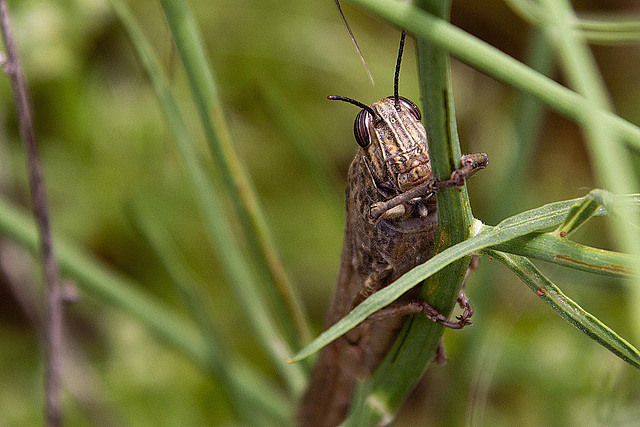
[[298, 23, 488, 427]]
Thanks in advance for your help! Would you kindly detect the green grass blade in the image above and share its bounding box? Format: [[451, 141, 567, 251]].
[[504, 0, 543, 26], [0, 196, 292, 422], [157, 0, 310, 346], [579, 15, 640, 32], [289, 192, 640, 362], [553, 189, 606, 238], [492, 233, 636, 277], [579, 15, 640, 43], [341, 0, 640, 150], [129, 201, 292, 425], [110, 0, 306, 395], [506, 1, 640, 44], [284, 219, 477, 363], [580, 30, 640, 45], [486, 250, 640, 369]]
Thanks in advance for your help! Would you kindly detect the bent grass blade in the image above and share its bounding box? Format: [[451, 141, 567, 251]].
[[289, 192, 640, 363], [486, 249, 640, 369]]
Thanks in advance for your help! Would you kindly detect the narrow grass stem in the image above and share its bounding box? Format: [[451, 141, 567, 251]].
[[0, 2, 63, 425]]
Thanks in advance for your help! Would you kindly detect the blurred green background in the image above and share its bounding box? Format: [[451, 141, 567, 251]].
[[1, 0, 639, 425]]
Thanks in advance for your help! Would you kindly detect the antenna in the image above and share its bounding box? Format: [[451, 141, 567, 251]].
[[334, 0, 374, 85], [394, 30, 406, 110], [327, 95, 377, 117]]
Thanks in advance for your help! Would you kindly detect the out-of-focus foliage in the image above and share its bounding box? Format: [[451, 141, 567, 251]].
[[1, 0, 639, 425]]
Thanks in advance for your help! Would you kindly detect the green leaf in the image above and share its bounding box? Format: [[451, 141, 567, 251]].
[[492, 232, 636, 277], [553, 189, 606, 238], [289, 193, 630, 363], [486, 249, 640, 369]]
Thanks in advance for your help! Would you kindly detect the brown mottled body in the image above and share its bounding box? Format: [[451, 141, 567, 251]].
[[299, 97, 439, 426]]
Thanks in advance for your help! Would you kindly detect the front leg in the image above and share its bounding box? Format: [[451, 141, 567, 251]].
[[370, 152, 488, 221]]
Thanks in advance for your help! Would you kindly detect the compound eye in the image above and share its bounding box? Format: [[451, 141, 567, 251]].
[[397, 96, 422, 121], [354, 109, 372, 148]]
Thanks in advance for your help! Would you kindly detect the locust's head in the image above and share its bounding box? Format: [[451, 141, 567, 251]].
[[357, 96, 431, 192], [329, 94, 432, 194]]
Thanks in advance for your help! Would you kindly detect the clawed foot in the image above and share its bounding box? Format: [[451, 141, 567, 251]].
[[401, 289, 473, 329], [365, 290, 474, 329], [448, 153, 489, 186], [418, 298, 472, 329]]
